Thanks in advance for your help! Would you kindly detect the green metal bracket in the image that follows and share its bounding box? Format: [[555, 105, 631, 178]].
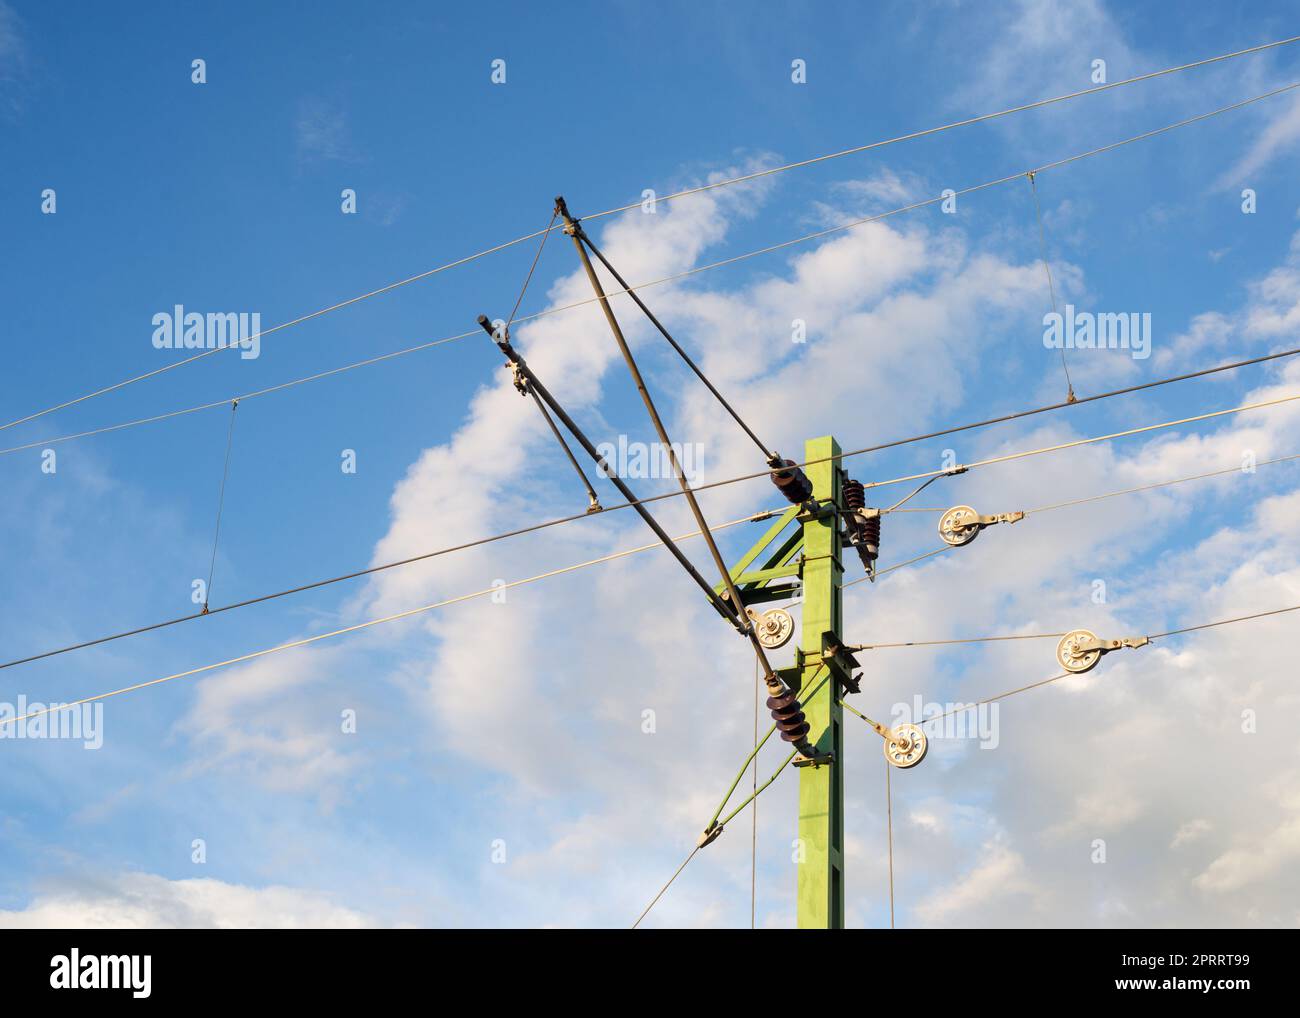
[[710, 504, 804, 619], [820, 630, 862, 694]]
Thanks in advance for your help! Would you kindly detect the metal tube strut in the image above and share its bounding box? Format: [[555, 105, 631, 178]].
[[475, 314, 744, 630], [554, 196, 782, 686]]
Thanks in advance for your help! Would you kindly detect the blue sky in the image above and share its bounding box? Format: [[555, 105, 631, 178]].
[[2, 0, 1300, 927]]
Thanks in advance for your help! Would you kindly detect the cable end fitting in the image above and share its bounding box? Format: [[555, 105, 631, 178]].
[[698, 824, 723, 849], [554, 196, 580, 234], [477, 313, 513, 352]]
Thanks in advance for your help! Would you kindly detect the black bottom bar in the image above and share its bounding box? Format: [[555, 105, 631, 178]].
[[0, 928, 1286, 1004]]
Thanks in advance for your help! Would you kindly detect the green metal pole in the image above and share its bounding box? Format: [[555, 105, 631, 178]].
[[796, 435, 845, 929]]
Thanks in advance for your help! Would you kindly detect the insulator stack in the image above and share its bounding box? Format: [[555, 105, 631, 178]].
[[769, 457, 814, 505], [767, 689, 811, 744], [843, 479, 880, 571], [857, 514, 880, 566]]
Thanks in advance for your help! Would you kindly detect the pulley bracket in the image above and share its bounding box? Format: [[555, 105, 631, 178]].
[[1056, 629, 1151, 674], [819, 630, 862, 694], [938, 504, 1025, 547]]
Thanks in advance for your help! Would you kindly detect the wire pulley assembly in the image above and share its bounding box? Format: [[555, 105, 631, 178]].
[[750, 607, 794, 649], [883, 723, 927, 769], [1056, 629, 1150, 673], [938, 504, 1024, 547]]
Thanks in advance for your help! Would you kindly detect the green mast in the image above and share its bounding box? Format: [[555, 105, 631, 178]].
[[796, 435, 845, 928]]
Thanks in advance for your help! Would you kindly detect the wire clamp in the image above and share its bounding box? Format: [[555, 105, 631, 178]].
[[793, 749, 834, 768], [554, 195, 581, 236], [697, 823, 723, 849], [509, 362, 530, 396], [938, 504, 1025, 547], [1056, 629, 1150, 673], [819, 630, 862, 694]]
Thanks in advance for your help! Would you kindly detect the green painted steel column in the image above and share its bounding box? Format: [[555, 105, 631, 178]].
[[797, 435, 845, 928]]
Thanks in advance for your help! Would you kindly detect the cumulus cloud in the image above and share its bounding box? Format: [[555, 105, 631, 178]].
[[0, 872, 376, 929], [156, 159, 1300, 926], [1217, 92, 1300, 188]]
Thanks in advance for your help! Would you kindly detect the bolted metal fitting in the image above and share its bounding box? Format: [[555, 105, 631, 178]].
[[1056, 629, 1150, 673], [938, 504, 1024, 547]]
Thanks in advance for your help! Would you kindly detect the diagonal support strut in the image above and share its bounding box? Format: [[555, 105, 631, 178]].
[[475, 314, 745, 630], [554, 195, 785, 690]]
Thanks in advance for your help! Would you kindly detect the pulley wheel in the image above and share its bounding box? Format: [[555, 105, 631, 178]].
[[755, 607, 795, 649], [1057, 629, 1101, 674], [938, 505, 980, 547], [883, 723, 928, 769]]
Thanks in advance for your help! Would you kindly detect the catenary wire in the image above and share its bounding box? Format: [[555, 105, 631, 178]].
[[203, 400, 239, 612], [924, 602, 1300, 723], [7, 391, 1298, 671], [856, 391, 1300, 494], [1027, 170, 1075, 401], [5, 80, 1297, 458], [843, 451, 1300, 591], [850, 602, 1300, 656], [0, 511, 801, 728], [0, 507, 785, 672], [589, 34, 1300, 222], [0, 241, 545, 437], [9, 36, 1295, 439]]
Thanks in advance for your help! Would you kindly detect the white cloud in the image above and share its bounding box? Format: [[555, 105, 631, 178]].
[[1217, 92, 1300, 187], [167, 152, 1300, 927], [1195, 812, 1300, 894], [914, 839, 1038, 925], [949, 0, 1143, 128], [0, 872, 376, 929], [1171, 818, 1211, 849]]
